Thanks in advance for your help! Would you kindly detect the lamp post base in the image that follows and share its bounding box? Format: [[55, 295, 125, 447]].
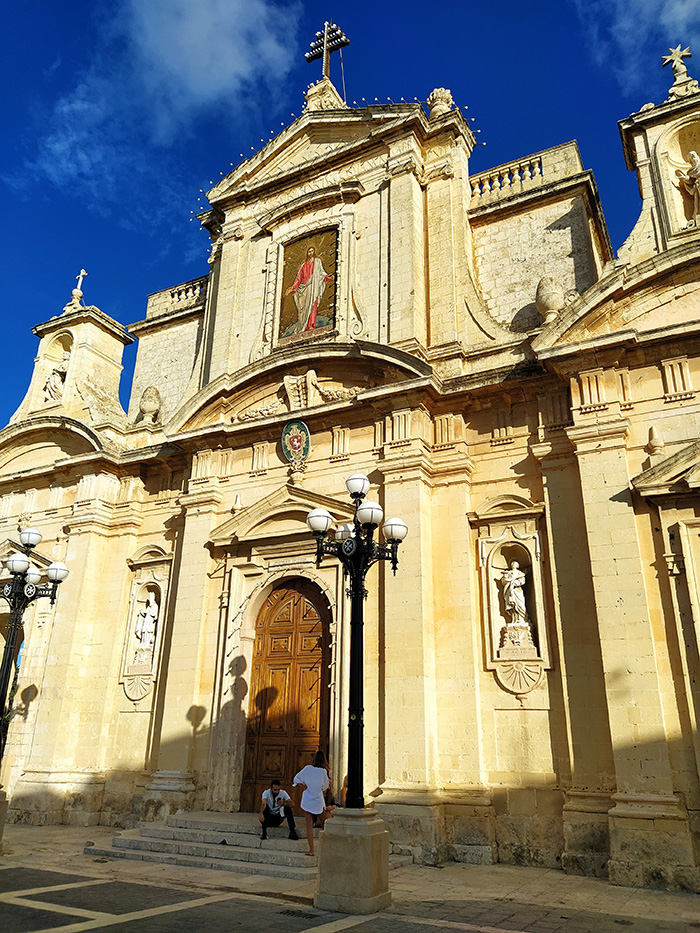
[[0, 788, 8, 849], [314, 807, 391, 914]]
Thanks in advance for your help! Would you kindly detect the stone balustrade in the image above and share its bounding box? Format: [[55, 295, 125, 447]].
[[146, 275, 208, 319], [470, 157, 543, 202], [470, 141, 583, 206]]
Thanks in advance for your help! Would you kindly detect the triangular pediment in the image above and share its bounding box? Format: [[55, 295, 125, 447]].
[[209, 483, 355, 546], [632, 437, 700, 496], [207, 103, 426, 206], [532, 245, 700, 358], [0, 539, 52, 571]]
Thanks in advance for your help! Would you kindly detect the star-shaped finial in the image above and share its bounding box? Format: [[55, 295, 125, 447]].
[[662, 45, 692, 69]]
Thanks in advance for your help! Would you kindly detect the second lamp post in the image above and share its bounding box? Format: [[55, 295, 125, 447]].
[[306, 473, 407, 810]]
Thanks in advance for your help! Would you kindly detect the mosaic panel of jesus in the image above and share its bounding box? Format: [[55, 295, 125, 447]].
[[279, 229, 337, 340]]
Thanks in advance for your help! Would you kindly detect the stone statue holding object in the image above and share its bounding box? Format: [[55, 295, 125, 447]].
[[499, 561, 536, 656], [677, 150, 700, 226], [134, 592, 159, 663], [43, 351, 70, 402]]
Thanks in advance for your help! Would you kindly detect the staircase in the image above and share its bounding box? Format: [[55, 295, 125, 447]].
[[86, 812, 318, 880], [85, 811, 412, 880]]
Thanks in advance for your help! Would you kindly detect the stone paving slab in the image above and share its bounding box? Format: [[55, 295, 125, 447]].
[[1, 823, 699, 933], [27, 880, 206, 914]]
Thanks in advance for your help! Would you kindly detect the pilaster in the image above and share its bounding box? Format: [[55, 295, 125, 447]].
[[143, 480, 223, 820], [531, 435, 615, 878], [566, 418, 699, 890]]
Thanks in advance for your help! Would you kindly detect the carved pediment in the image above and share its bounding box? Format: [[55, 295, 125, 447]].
[[632, 437, 700, 496], [169, 341, 433, 434], [209, 483, 354, 547]]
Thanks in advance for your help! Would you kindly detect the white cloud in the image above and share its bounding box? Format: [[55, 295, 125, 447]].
[[124, 0, 301, 140], [14, 0, 301, 227], [571, 0, 700, 94]]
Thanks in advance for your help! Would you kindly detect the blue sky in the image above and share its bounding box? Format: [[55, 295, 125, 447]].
[[3, 0, 700, 426]]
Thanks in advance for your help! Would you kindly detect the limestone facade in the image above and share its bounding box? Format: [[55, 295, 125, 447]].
[[1, 60, 700, 892]]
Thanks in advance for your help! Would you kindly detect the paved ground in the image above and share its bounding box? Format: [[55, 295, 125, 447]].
[[1, 823, 698, 932]]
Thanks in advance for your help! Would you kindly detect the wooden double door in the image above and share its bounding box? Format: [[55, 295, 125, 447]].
[[240, 579, 331, 811]]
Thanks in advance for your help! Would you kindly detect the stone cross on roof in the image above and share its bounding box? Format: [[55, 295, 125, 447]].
[[305, 22, 349, 80]]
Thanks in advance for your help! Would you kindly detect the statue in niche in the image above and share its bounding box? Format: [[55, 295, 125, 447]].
[[677, 151, 700, 226], [499, 561, 536, 656], [43, 351, 70, 402], [133, 591, 159, 664]]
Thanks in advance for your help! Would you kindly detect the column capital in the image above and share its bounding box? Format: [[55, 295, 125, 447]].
[[566, 418, 630, 454]]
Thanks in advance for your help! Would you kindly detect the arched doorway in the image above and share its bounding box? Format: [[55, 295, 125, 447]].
[[240, 578, 331, 811]]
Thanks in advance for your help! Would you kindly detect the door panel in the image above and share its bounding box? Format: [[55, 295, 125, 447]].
[[240, 581, 330, 811]]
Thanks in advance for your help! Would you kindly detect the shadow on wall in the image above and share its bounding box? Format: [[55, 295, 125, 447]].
[[3, 653, 324, 829]]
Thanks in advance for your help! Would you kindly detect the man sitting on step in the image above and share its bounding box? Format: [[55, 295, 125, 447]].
[[259, 779, 299, 840]]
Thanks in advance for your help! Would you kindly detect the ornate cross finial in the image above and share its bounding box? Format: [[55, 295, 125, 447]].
[[305, 21, 349, 80], [662, 45, 700, 100], [76, 269, 88, 291]]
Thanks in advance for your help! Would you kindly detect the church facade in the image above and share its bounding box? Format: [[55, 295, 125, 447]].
[[1, 57, 700, 891]]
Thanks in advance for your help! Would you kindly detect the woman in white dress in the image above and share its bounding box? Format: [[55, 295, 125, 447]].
[[293, 750, 330, 856]]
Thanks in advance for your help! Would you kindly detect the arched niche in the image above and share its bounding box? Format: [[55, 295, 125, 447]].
[[657, 117, 700, 231], [120, 546, 172, 702], [42, 332, 73, 404], [470, 495, 551, 696]]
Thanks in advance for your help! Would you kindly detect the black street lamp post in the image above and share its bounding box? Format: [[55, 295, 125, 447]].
[[0, 528, 69, 758], [306, 474, 407, 810]]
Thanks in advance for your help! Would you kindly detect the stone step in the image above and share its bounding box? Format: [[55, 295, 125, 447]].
[[164, 811, 319, 837], [111, 830, 316, 869], [138, 823, 311, 851], [85, 843, 317, 881]]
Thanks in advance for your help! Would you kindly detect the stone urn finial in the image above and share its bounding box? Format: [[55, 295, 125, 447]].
[[535, 276, 565, 325], [427, 88, 454, 119]]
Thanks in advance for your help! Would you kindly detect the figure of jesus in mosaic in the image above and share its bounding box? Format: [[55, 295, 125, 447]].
[[285, 246, 335, 332]]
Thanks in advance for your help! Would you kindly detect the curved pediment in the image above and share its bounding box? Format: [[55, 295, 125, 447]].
[[0, 417, 103, 477], [168, 340, 433, 435], [532, 244, 700, 358]]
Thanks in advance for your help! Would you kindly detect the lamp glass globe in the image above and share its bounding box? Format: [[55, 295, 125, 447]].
[[383, 517, 408, 542], [7, 552, 30, 575], [47, 561, 69, 582], [25, 564, 42, 585], [19, 527, 43, 549], [306, 508, 334, 533], [334, 523, 354, 541], [345, 473, 370, 498], [356, 500, 383, 527]]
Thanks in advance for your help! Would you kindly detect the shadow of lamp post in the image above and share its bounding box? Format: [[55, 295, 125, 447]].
[[0, 528, 69, 761], [306, 472, 407, 913]]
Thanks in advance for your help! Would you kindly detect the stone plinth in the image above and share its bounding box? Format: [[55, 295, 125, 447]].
[[0, 788, 8, 848], [314, 807, 391, 914]]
